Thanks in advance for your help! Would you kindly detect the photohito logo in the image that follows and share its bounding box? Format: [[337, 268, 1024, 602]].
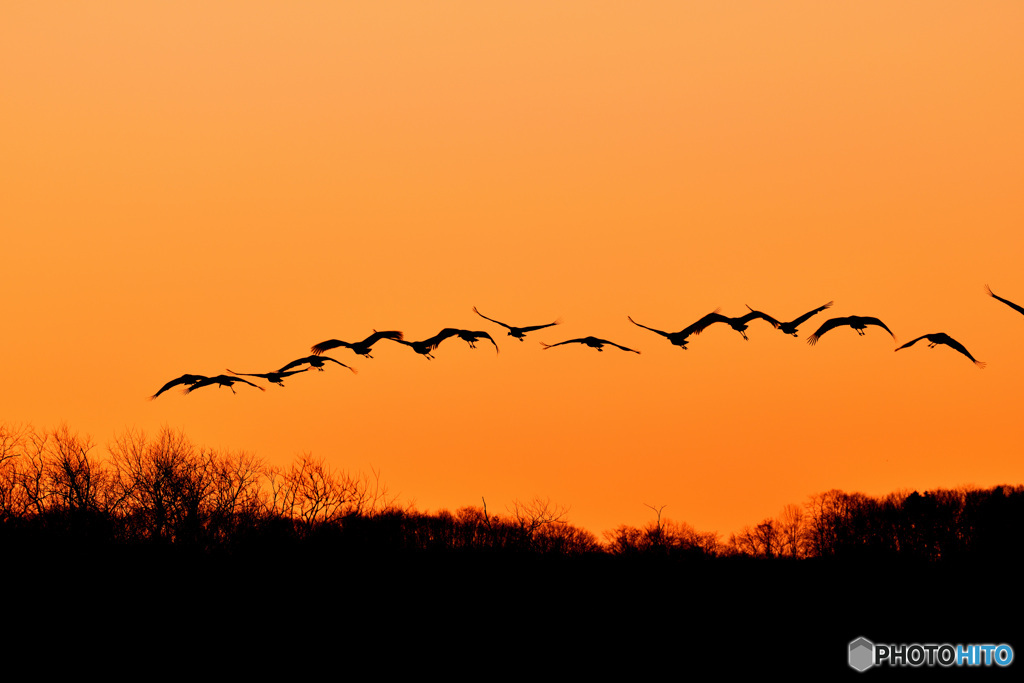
[[849, 637, 1014, 671]]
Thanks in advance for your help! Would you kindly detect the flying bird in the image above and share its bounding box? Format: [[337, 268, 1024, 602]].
[[541, 336, 640, 354], [895, 333, 985, 368], [472, 307, 560, 341], [150, 374, 208, 400], [184, 375, 265, 395], [747, 301, 833, 337], [806, 316, 896, 346], [227, 367, 311, 386], [278, 356, 357, 373], [310, 330, 404, 358], [627, 309, 725, 350], [454, 329, 500, 353], [985, 285, 1024, 318], [694, 310, 780, 341], [392, 328, 461, 359]]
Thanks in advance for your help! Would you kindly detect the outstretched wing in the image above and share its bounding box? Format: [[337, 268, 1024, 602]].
[[985, 285, 1024, 317], [737, 309, 780, 328], [473, 330, 500, 353], [276, 358, 319, 374], [518, 320, 561, 334], [894, 335, 928, 352], [806, 317, 849, 346], [183, 376, 217, 393], [628, 316, 669, 338], [540, 338, 584, 349], [150, 374, 206, 400], [687, 310, 730, 336], [362, 330, 404, 345], [741, 309, 778, 329], [862, 317, 896, 340], [425, 328, 460, 351], [319, 356, 358, 373], [605, 340, 641, 354], [788, 301, 833, 328], [938, 335, 986, 368], [472, 307, 512, 331], [311, 339, 349, 355], [231, 376, 266, 391]]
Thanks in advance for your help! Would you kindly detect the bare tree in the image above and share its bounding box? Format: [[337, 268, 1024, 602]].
[[0, 423, 32, 521], [13, 428, 49, 518], [531, 520, 601, 555], [206, 449, 265, 543], [108, 427, 215, 544], [605, 508, 719, 558], [729, 519, 781, 557], [510, 496, 570, 550], [43, 424, 109, 515], [262, 455, 390, 532], [777, 503, 808, 559]]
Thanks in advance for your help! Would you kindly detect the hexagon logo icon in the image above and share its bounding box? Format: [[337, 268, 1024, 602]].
[[849, 637, 875, 672]]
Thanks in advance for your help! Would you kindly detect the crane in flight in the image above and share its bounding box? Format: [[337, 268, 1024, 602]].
[[392, 328, 461, 359], [472, 307, 560, 341], [310, 330, 404, 358], [627, 309, 724, 350], [746, 301, 833, 337], [895, 333, 985, 368], [693, 309, 779, 341], [454, 329, 500, 353], [541, 336, 640, 354], [278, 356, 357, 373], [184, 375, 265, 395], [807, 316, 896, 346], [150, 374, 208, 400], [227, 367, 311, 386]]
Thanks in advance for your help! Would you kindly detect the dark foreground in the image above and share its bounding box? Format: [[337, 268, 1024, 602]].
[[5, 547, 1017, 678]]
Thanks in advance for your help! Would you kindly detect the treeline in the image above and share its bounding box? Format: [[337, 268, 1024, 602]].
[[1, 423, 1021, 562], [728, 486, 1024, 561]]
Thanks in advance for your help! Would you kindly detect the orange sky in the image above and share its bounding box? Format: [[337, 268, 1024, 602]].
[[3, 1, 1023, 539]]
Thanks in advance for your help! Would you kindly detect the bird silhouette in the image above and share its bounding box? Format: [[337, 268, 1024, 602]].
[[985, 285, 1024, 318], [695, 310, 780, 341], [454, 329, 499, 353], [227, 367, 311, 386], [310, 330, 404, 358], [150, 374, 208, 400], [392, 328, 461, 359], [472, 307, 560, 341], [627, 309, 724, 350], [895, 333, 985, 368], [541, 336, 640, 354], [278, 356, 357, 373], [807, 316, 896, 346], [747, 301, 833, 337], [184, 375, 265, 395]]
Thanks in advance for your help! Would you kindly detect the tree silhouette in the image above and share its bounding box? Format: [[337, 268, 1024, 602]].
[[3, 421, 1023, 567], [604, 508, 719, 559], [777, 503, 808, 559], [262, 455, 395, 536], [510, 496, 570, 550], [730, 518, 781, 557]]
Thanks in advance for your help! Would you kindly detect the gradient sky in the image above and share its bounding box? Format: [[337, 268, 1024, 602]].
[[3, 1, 1023, 538]]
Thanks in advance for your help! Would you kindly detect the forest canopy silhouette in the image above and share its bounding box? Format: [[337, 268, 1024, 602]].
[[3, 422, 1020, 563]]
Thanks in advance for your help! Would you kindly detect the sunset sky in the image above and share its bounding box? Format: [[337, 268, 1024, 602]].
[[3, 1, 1023, 539]]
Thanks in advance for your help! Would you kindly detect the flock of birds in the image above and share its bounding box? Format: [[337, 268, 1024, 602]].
[[149, 285, 1023, 399]]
